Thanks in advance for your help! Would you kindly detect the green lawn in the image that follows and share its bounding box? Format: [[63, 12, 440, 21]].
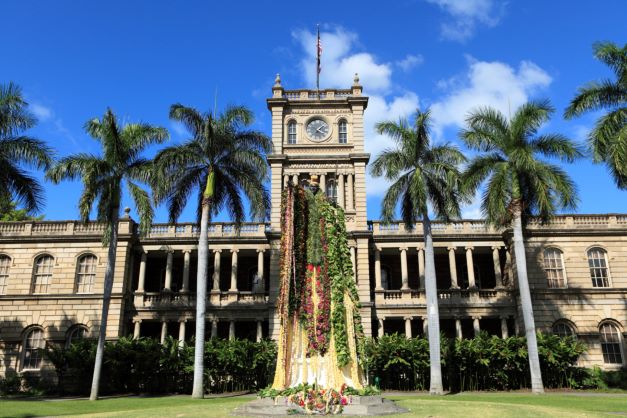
[[1, 392, 626, 418]]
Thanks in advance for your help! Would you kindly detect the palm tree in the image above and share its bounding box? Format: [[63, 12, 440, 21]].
[[46, 109, 168, 400], [565, 42, 627, 189], [0, 82, 53, 214], [461, 100, 582, 393], [370, 109, 466, 395], [153, 104, 271, 398]]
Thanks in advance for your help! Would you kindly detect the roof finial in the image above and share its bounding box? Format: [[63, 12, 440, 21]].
[[353, 73, 360, 85], [274, 73, 282, 87]]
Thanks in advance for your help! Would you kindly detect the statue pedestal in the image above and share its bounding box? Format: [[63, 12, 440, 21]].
[[233, 395, 407, 416]]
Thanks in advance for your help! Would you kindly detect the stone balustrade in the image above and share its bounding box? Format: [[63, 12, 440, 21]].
[[2, 215, 622, 240], [374, 288, 513, 306], [281, 88, 354, 100], [0, 221, 110, 237], [368, 214, 627, 236], [135, 290, 268, 309]]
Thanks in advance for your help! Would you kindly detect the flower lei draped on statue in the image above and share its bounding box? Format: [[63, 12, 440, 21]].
[[272, 181, 365, 392]]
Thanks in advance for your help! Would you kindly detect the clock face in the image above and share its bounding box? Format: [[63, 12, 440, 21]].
[[306, 118, 330, 142]]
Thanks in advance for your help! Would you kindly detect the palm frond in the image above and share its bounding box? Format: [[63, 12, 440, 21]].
[[564, 81, 627, 118], [530, 134, 584, 162]]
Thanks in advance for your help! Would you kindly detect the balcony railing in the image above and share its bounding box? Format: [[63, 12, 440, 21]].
[[135, 291, 268, 308], [375, 288, 512, 306], [146, 222, 269, 239]]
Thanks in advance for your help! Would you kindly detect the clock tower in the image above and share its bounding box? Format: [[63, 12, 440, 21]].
[[266, 74, 374, 337]]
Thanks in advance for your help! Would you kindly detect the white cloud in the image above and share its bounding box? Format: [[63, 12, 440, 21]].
[[292, 27, 392, 92], [292, 27, 420, 197], [396, 54, 424, 72], [27, 101, 79, 147], [425, 0, 504, 41], [428, 58, 552, 218], [430, 58, 552, 136], [364, 93, 420, 195], [30, 103, 53, 121], [170, 121, 187, 138]]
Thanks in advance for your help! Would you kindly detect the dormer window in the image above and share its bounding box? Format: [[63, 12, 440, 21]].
[[338, 120, 348, 143], [287, 121, 297, 144]]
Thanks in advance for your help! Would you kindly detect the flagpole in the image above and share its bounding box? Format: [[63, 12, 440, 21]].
[[316, 24, 320, 99]]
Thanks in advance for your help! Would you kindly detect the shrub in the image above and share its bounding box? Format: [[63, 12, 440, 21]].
[[0, 372, 23, 395]]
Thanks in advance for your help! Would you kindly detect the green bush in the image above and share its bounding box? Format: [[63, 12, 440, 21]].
[[0, 372, 23, 395], [43, 336, 275, 396], [364, 332, 590, 392]]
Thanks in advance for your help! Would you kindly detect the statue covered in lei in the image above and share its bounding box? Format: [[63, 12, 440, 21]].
[[272, 175, 365, 390]]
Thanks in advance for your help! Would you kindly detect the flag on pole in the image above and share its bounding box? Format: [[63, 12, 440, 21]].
[[317, 26, 322, 75], [316, 25, 322, 94]]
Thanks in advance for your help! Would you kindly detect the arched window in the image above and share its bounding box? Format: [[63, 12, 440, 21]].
[[599, 322, 623, 364], [76, 254, 97, 293], [0, 255, 10, 295], [543, 248, 566, 288], [287, 121, 297, 144], [552, 320, 575, 338], [22, 328, 45, 370], [326, 179, 337, 204], [32, 255, 54, 294], [338, 120, 348, 144], [588, 247, 610, 287], [66, 325, 88, 347]]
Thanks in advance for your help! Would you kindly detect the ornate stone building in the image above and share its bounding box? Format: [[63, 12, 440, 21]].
[[0, 78, 625, 376]]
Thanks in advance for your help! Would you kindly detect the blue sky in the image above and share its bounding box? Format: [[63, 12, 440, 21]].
[[1, 0, 626, 222]]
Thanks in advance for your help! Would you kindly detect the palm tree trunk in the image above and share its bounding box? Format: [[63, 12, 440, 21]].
[[423, 213, 443, 395], [192, 171, 214, 398], [89, 208, 119, 400], [512, 208, 544, 393]]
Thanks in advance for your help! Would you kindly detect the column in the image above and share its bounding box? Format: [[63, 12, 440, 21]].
[[160, 320, 168, 344], [283, 174, 289, 188], [211, 319, 218, 338], [256, 250, 265, 292], [448, 247, 459, 289], [133, 320, 141, 339], [404, 317, 412, 339], [400, 247, 409, 290], [377, 318, 384, 338], [229, 320, 235, 340], [292, 174, 298, 185], [164, 250, 174, 291], [505, 247, 513, 287], [229, 249, 239, 292], [374, 247, 383, 290], [137, 251, 147, 292], [319, 173, 326, 193], [256, 320, 263, 342], [492, 246, 504, 288], [473, 316, 481, 336], [182, 250, 191, 292], [514, 317, 520, 336], [338, 173, 345, 208], [350, 246, 356, 282], [178, 320, 186, 347], [422, 317, 428, 336], [212, 249, 221, 291], [417, 247, 425, 289], [501, 317, 509, 339], [455, 318, 462, 339], [347, 173, 354, 211], [466, 247, 477, 289]]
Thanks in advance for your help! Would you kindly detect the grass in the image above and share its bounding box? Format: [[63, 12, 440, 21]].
[[0, 392, 626, 417]]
